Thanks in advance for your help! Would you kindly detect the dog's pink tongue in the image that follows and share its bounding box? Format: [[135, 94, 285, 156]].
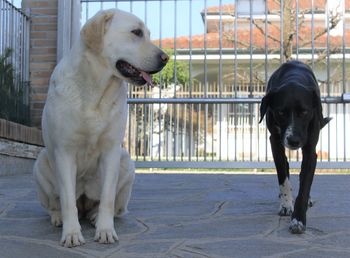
[[141, 71, 154, 87]]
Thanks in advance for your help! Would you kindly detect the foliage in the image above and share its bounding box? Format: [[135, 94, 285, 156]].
[[0, 48, 30, 125], [152, 49, 190, 87]]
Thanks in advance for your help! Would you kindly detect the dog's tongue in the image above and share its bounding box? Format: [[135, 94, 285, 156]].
[[140, 71, 154, 87]]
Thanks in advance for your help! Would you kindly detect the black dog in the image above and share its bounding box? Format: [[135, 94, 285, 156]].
[[259, 60, 331, 234]]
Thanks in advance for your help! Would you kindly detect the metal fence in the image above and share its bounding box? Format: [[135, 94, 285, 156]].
[[80, 0, 350, 169], [0, 0, 30, 125]]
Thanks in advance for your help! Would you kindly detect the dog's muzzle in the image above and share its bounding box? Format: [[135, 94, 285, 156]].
[[283, 126, 302, 150]]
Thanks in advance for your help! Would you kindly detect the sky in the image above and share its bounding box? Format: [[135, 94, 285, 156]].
[[81, 0, 234, 40], [12, 0, 232, 40]]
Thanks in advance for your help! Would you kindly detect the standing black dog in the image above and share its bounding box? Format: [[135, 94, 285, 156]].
[[259, 60, 331, 234]]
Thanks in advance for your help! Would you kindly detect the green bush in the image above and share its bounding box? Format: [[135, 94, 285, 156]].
[[0, 48, 30, 125], [152, 49, 190, 88]]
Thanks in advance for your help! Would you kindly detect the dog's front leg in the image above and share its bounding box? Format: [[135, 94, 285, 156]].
[[95, 145, 121, 244], [54, 150, 85, 247], [270, 134, 293, 216], [290, 145, 317, 234]]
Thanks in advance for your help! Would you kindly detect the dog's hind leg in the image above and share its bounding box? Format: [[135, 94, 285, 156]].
[[270, 134, 294, 216], [114, 150, 135, 217], [33, 150, 62, 227]]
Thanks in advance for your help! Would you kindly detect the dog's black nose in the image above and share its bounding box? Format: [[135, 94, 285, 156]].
[[287, 135, 300, 148], [160, 52, 169, 64]]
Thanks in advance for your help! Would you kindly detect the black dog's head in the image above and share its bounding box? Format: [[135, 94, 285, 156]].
[[259, 61, 331, 150]]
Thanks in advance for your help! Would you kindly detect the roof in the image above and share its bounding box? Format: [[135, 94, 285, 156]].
[[155, 28, 350, 50], [156, 1, 350, 51], [203, 0, 350, 14]]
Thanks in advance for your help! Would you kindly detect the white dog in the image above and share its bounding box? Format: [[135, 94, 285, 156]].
[[33, 9, 168, 247]]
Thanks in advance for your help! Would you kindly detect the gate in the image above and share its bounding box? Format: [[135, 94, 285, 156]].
[[80, 0, 350, 169], [0, 0, 30, 125]]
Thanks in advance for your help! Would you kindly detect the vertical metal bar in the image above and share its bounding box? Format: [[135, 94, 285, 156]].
[[26, 12, 30, 122], [311, 0, 315, 69], [9, 1, 13, 52], [5, 0, 8, 51], [218, 0, 223, 160], [336, 103, 338, 161], [164, 105, 168, 161], [150, 103, 154, 161], [241, 104, 245, 161], [143, 104, 147, 161], [342, 0, 346, 161], [173, 0, 177, 96], [227, 103, 229, 161], [326, 1, 331, 161], [234, 0, 238, 161], [158, 0, 163, 161], [173, 0, 177, 161], [264, 0, 268, 161], [183, 103, 187, 160], [15, 8, 19, 119], [176, 103, 180, 160], [295, 0, 300, 162], [280, 0, 284, 63], [189, 0, 192, 98], [295, 0, 299, 59], [143, 1, 148, 160], [197, 103, 200, 161], [249, 0, 253, 97], [135, 104, 139, 161], [249, 0, 253, 161], [190, 103, 193, 161], [203, 0, 208, 161], [180, 103, 184, 161], [128, 104, 132, 154], [212, 103, 215, 161], [0, 0, 3, 54]]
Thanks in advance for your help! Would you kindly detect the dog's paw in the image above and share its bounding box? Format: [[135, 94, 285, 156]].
[[278, 205, 293, 216], [289, 218, 305, 234], [94, 228, 118, 244], [60, 230, 85, 248], [50, 211, 63, 227], [308, 197, 314, 208]]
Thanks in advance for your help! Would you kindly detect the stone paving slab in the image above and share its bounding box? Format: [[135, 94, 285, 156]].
[[0, 172, 349, 258]]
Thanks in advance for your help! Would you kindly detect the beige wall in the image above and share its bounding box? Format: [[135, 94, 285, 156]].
[[22, 0, 58, 128]]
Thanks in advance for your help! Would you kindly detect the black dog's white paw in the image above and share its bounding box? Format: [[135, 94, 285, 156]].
[[289, 218, 305, 234], [278, 206, 293, 216], [308, 197, 314, 207]]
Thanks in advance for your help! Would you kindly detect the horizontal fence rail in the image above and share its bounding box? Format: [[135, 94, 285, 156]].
[[80, 0, 350, 169], [0, 0, 30, 125]]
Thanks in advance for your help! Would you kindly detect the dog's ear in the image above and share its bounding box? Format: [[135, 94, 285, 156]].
[[312, 91, 332, 129], [81, 9, 115, 52], [259, 92, 273, 123]]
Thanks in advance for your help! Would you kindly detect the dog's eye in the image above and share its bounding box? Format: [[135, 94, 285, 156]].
[[131, 29, 143, 37]]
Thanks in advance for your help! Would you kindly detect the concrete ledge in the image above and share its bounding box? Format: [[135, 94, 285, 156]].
[[0, 119, 43, 146], [0, 154, 35, 176], [0, 138, 42, 176]]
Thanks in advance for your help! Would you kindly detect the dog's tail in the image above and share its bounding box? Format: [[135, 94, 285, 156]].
[[321, 117, 332, 129]]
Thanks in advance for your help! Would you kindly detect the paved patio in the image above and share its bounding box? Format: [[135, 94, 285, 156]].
[[0, 172, 349, 258]]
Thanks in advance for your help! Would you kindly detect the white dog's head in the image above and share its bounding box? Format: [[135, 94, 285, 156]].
[[81, 9, 169, 86]]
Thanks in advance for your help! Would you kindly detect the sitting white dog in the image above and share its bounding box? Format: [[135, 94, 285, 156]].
[[33, 9, 168, 247]]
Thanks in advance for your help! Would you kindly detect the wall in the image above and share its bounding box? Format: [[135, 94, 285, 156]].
[[22, 0, 58, 127]]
